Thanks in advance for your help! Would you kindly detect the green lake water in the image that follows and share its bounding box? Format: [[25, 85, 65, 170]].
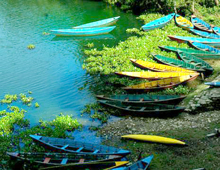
[[0, 0, 142, 142]]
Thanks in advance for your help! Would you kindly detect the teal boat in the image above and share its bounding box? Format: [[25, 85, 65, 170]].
[[177, 52, 213, 72], [96, 94, 186, 105], [190, 29, 220, 39], [191, 15, 212, 33], [213, 26, 220, 35], [73, 16, 120, 28], [98, 100, 185, 117], [158, 46, 220, 59], [30, 135, 130, 156], [112, 155, 154, 170], [205, 82, 220, 87], [50, 26, 116, 36], [168, 35, 220, 48], [189, 42, 220, 54], [141, 13, 175, 31], [153, 54, 205, 72]]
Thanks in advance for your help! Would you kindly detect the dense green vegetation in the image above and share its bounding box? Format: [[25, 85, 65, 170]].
[[104, 0, 219, 14]]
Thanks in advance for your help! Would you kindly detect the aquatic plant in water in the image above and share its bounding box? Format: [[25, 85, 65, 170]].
[[27, 44, 35, 49]]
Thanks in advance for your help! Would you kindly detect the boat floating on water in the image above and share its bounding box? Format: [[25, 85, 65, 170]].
[[73, 16, 120, 28], [50, 26, 116, 36]]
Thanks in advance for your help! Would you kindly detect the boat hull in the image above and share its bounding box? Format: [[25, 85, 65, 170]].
[[122, 74, 198, 91], [205, 82, 220, 87], [121, 135, 186, 145], [168, 35, 220, 48], [30, 135, 130, 156], [188, 42, 220, 54], [50, 26, 116, 36], [190, 28, 220, 39], [175, 14, 194, 30], [191, 15, 213, 33], [141, 13, 175, 31], [96, 94, 186, 105], [73, 16, 120, 28]]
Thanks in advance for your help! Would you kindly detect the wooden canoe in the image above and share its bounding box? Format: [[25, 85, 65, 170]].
[[30, 135, 130, 156], [190, 28, 220, 39], [213, 26, 220, 35], [175, 14, 193, 30], [112, 155, 154, 170], [158, 45, 220, 59], [96, 94, 186, 105], [130, 59, 194, 73], [7, 152, 124, 167], [121, 135, 186, 145], [168, 35, 220, 48], [153, 54, 205, 72], [141, 13, 175, 31], [50, 26, 116, 36], [115, 71, 199, 79], [204, 82, 220, 87], [188, 42, 220, 54], [98, 100, 185, 117], [73, 16, 120, 28], [177, 52, 213, 72], [191, 15, 212, 33], [122, 75, 198, 91], [40, 161, 129, 170]]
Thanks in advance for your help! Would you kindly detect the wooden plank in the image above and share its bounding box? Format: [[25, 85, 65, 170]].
[[61, 144, 69, 149], [61, 158, 68, 164], [43, 157, 51, 163], [93, 150, 99, 154], [76, 147, 84, 152]]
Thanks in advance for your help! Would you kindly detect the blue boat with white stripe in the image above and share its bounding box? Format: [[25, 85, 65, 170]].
[[189, 42, 220, 54], [190, 29, 220, 39], [50, 26, 116, 36], [73, 16, 120, 28], [141, 13, 175, 31]]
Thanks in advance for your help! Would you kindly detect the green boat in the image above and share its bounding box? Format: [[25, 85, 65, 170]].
[[98, 100, 185, 117], [159, 46, 220, 59], [153, 54, 205, 72], [96, 94, 186, 105], [177, 52, 213, 72]]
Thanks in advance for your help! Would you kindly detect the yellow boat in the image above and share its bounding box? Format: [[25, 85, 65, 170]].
[[115, 71, 199, 80], [123, 74, 198, 90], [130, 59, 194, 73], [175, 14, 194, 30], [104, 161, 129, 170], [121, 134, 186, 145]]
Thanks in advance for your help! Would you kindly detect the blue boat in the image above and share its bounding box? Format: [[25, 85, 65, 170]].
[[50, 26, 116, 36], [189, 42, 220, 54], [112, 155, 154, 170], [191, 15, 213, 33], [190, 29, 220, 39], [73, 16, 120, 28], [213, 26, 220, 35], [205, 82, 220, 87], [168, 35, 220, 48], [141, 13, 175, 31]]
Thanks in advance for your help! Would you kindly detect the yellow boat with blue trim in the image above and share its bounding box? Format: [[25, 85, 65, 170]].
[[121, 134, 186, 145], [175, 14, 193, 30], [130, 59, 194, 73]]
